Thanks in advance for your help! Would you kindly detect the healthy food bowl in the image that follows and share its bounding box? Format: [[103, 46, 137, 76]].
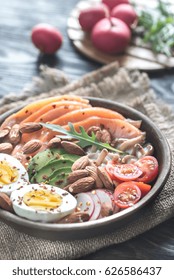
[[0, 96, 171, 240]]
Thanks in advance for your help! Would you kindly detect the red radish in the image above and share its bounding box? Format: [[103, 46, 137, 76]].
[[91, 17, 131, 54], [111, 4, 138, 27], [102, 0, 129, 11], [87, 191, 101, 220], [31, 23, 63, 54], [95, 189, 115, 218], [78, 4, 109, 32], [75, 193, 94, 217]]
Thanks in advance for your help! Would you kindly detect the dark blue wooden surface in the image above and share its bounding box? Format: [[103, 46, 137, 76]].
[[0, 0, 174, 259]]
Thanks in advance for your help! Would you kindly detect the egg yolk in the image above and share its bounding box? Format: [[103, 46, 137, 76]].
[[23, 189, 62, 210], [0, 160, 18, 186]]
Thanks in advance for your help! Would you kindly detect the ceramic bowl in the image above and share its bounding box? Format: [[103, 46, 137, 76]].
[[0, 97, 171, 240]]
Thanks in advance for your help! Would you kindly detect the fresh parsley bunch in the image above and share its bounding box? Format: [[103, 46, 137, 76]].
[[134, 0, 174, 56]]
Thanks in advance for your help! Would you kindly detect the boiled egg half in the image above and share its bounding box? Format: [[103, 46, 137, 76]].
[[0, 153, 29, 196], [11, 184, 77, 222]]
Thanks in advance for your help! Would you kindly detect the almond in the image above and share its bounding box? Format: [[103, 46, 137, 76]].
[[61, 141, 85, 156], [0, 129, 10, 140], [8, 124, 21, 145], [67, 169, 89, 184], [68, 177, 95, 194], [85, 165, 104, 189], [58, 211, 90, 223], [0, 143, 13, 154], [71, 155, 91, 171], [0, 193, 14, 212], [97, 167, 114, 191], [47, 137, 61, 148], [22, 139, 42, 154], [19, 122, 43, 133]]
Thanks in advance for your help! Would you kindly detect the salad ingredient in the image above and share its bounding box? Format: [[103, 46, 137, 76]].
[[0, 192, 13, 212], [35, 104, 90, 123], [105, 161, 117, 180], [97, 166, 114, 190], [47, 137, 62, 149], [95, 189, 116, 217], [111, 4, 137, 27], [8, 124, 21, 145], [22, 139, 42, 154], [0, 154, 29, 196], [86, 165, 104, 189], [28, 148, 80, 188], [87, 126, 112, 144], [61, 141, 85, 156], [27, 148, 60, 178], [133, 182, 151, 197], [68, 177, 95, 194], [78, 4, 109, 31], [11, 184, 77, 222], [87, 191, 101, 220], [31, 23, 63, 54], [63, 117, 142, 140], [114, 181, 141, 208], [67, 169, 89, 184], [51, 107, 125, 126], [75, 192, 95, 217], [23, 189, 62, 210], [1, 95, 89, 128], [22, 100, 91, 124], [0, 143, 13, 154], [135, 156, 159, 183], [102, 0, 129, 11], [41, 122, 125, 154], [91, 17, 131, 54], [113, 163, 142, 181], [59, 211, 90, 223], [71, 155, 91, 171], [118, 134, 145, 151], [19, 123, 43, 134], [0, 128, 10, 140]]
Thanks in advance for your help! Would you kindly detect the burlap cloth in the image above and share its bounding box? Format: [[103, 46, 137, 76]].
[[0, 62, 173, 260]]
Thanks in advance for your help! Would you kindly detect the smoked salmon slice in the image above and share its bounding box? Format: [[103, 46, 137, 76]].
[[21, 101, 91, 123], [1, 95, 89, 128], [50, 107, 125, 126], [42, 117, 142, 143]]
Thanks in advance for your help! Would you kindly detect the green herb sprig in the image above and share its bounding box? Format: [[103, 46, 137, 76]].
[[41, 122, 125, 154], [133, 0, 174, 56]]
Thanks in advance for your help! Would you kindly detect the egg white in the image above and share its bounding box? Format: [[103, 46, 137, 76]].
[[10, 184, 77, 222], [0, 153, 29, 196]]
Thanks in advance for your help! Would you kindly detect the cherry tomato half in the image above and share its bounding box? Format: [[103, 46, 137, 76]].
[[135, 156, 159, 183], [114, 181, 141, 209], [113, 163, 142, 181], [105, 162, 116, 180], [131, 181, 151, 197]]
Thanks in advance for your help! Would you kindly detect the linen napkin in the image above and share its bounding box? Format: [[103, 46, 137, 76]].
[[0, 62, 173, 260]]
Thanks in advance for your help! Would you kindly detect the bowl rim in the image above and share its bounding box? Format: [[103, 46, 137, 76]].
[[0, 97, 172, 236]]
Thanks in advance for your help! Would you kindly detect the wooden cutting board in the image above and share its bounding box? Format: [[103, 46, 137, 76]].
[[67, 0, 174, 71]]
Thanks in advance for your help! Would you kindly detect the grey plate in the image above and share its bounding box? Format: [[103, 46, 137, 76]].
[[0, 97, 171, 240]]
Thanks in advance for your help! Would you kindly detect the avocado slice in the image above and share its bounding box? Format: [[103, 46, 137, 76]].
[[27, 148, 62, 177], [30, 159, 73, 183], [48, 167, 72, 188], [27, 147, 76, 177]]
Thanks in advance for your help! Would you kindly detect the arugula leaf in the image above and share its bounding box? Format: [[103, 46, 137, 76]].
[[41, 122, 125, 154]]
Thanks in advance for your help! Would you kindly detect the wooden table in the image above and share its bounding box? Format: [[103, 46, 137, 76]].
[[0, 0, 174, 259]]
